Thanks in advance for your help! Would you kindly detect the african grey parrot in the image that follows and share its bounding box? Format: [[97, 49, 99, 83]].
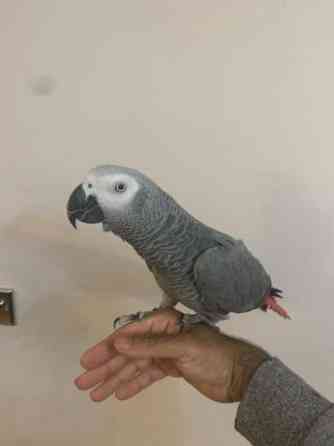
[[67, 165, 289, 327]]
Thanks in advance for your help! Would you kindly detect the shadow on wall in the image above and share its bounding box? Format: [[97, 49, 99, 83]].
[[2, 210, 159, 296], [256, 170, 334, 312], [0, 212, 159, 347]]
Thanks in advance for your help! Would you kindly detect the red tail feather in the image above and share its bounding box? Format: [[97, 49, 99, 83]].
[[261, 295, 291, 320]]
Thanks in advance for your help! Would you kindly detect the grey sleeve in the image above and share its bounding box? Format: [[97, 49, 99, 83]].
[[235, 358, 334, 446]]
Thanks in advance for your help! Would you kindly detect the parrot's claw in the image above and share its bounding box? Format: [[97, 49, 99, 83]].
[[113, 311, 151, 329]]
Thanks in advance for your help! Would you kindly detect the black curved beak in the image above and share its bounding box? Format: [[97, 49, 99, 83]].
[[67, 184, 105, 229]]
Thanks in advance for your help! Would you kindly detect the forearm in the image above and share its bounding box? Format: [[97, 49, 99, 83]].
[[235, 358, 334, 446]]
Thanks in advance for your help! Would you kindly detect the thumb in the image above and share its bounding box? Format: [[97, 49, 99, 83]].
[[114, 333, 185, 359]]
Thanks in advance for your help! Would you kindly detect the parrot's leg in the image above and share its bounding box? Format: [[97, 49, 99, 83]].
[[177, 313, 227, 330], [158, 292, 178, 309]]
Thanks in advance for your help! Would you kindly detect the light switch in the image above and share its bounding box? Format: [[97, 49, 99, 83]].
[[0, 289, 15, 325]]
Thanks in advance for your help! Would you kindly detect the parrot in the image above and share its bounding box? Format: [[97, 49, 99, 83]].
[[67, 165, 290, 328]]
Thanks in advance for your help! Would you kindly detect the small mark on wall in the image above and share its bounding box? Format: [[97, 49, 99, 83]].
[[29, 75, 56, 96]]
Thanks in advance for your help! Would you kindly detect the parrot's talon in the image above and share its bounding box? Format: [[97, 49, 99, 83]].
[[176, 314, 185, 332], [113, 311, 152, 330], [113, 317, 121, 329]]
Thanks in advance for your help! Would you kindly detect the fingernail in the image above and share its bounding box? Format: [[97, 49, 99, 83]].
[[90, 391, 102, 402], [115, 338, 131, 350]]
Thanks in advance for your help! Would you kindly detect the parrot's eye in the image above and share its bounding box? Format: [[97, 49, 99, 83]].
[[87, 183, 93, 189], [114, 182, 127, 193]]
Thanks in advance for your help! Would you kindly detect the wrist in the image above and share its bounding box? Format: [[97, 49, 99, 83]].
[[229, 341, 271, 402]]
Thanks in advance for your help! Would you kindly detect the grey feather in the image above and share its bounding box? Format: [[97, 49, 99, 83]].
[[194, 241, 272, 315]]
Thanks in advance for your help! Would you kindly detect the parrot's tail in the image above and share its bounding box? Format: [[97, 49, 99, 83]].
[[261, 288, 291, 319], [270, 287, 284, 298]]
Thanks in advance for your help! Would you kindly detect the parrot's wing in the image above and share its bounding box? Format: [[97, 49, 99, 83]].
[[193, 240, 272, 314]]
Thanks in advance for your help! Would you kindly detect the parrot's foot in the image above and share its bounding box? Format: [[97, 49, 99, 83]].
[[113, 311, 153, 329], [177, 313, 221, 330], [261, 295, 291, 319]]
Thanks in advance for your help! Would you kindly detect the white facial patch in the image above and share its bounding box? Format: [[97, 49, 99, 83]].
[[82, 182, 93, 198], [97, 173, 140, 214]]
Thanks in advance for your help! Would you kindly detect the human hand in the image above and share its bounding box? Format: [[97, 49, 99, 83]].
[[75, 308, 270, 403]]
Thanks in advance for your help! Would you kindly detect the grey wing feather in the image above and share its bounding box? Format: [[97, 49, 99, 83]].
[[193, 240, 272, 314]]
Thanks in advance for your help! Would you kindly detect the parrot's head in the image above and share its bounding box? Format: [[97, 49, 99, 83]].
[[67, 165, 162, 233]]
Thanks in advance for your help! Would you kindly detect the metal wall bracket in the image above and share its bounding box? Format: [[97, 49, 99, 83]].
[[0, 289, 15, 325]]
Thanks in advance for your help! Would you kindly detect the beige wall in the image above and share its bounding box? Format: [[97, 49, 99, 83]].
[[1, 1, 334, 445]]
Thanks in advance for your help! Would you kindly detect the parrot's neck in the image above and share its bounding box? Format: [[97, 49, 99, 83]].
[[109, 193, 203, 269]]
